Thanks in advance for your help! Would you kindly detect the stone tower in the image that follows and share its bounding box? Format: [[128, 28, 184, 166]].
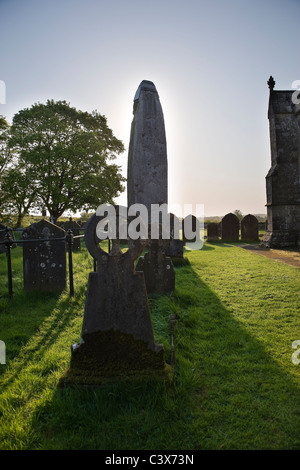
[[261, 76, 300, 248]]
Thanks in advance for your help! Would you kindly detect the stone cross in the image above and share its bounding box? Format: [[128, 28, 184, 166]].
[[65, 210, 170, 385]]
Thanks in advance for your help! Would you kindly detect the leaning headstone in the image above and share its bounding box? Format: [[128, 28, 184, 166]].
[[127, 80, 168, 217], [59, 212, 172, 386], [22, 220, 66, 293], [0, 224, 17, 253], [241, 214, 259, 242], [221, 213, 239, 242], [136, 239, 175, 295], [207, 223, 219, 242]]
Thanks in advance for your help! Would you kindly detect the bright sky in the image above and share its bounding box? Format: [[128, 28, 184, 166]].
[[1, 0, 300, 217]]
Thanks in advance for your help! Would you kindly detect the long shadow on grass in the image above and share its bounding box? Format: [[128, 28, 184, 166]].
[[0, 289, 80, 392], [21, 255, 300, 450]]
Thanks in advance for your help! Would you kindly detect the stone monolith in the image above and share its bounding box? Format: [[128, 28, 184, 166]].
[[127, 80, 168, 216]]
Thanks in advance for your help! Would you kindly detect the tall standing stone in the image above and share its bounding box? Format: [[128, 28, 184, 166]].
[[127, 80, 174, 293], [22, 220, 66, 293], [127, 80, 168, 215]]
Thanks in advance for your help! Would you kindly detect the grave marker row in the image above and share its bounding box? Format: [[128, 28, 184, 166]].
[[207, 213, 259, 242]]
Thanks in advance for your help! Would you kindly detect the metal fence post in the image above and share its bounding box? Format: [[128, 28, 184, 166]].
[[4, 227, 13, 300], [66, 229, 74, 297]]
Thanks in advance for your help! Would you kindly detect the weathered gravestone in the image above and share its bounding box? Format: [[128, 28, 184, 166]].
[[59, 211, 172, 386], [0, 224, 16, 253], [136, 239, 175, 295], [241, 214, 259, 242], [221, 213, 239, 242], [58, 217, 81, 251], [22, 220, 66, 293], [163, 213, 183, 260], [207, 223, 219, 242]]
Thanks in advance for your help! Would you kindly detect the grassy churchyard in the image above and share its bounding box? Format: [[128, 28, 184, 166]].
[[0, 241, 300, 450]]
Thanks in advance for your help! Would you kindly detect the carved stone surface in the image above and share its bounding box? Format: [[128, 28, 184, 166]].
[[127, 80, 168, 217], [262, 82, 300, 248], [22, 220, 66, 292], [136, 239, 175, 295], [62, 212, 171, 386]]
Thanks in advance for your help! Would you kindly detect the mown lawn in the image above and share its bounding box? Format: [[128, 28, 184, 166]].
[[0, 242, 299, 450]]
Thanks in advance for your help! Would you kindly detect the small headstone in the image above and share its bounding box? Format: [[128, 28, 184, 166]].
[[221, 213, 239, 242], [163, 213, 183, 259], [60, 212, 171, 386], [136, 239, 175, 295], [22, 220, 66, 292], [207, 223, 219, 242], [0, 224, 17, 253], [58, 218, 81, 250], [241, 214, 259, 242], [163, 239, 184, 259]]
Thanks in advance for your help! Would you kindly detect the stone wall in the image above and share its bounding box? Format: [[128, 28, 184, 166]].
[[262, 78, 300, 248]]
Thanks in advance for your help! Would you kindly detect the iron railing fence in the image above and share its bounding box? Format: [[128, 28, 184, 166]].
[[0, 226, 97, 299]]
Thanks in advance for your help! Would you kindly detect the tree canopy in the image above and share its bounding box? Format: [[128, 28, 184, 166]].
[[6, 99, 125, 223]]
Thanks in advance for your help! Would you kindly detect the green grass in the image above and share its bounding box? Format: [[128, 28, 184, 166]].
[[0, 242, 300, 450]]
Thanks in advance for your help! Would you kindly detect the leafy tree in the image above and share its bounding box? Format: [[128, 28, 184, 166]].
[[0, 115, 10, 175], [9, 100, 125, 223], [0, 115, 14, 218], [1, 165, 39, 227], [234, 209, 243, 221]]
